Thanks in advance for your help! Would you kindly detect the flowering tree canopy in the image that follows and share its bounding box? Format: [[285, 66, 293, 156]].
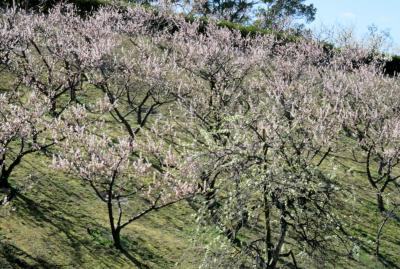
[[0, 3, 398, 268]]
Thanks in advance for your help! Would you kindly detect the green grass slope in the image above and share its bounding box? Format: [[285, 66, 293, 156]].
[[0, 63, 399, 269], [0, 135, 399, 268], [0, 153, 202, 268]]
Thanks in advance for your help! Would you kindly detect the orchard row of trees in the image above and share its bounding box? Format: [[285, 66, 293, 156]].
[[0, 4, 399, 268]]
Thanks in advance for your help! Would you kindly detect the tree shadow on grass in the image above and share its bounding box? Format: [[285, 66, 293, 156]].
[[39, 179, 178, 268], [377, 254, 400, 269], [351, 228, 400, 269], [0, 242, 64, 269], [14, 190, 145, 267], [10, 179, 174, 269], [120, 248, 150, 269], [86, 224, 173, 268]]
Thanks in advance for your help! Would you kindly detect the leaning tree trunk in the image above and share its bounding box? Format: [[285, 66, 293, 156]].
[[0, 164, 15, 206], [268, 212, 288, 269], [0, 156, 11, 189], [0, 172, 10, 189], [106, 188, 123, 250]]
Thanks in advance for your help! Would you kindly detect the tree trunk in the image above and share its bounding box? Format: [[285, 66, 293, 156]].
[[70, 88, 76, 103], [0, 153, 23, 190], [107, 190, 123, 250], [0, 174, 10, 189], [0, 166, 15, 205], [376, 206, 397, 258], [0, 166, 11, 189], [50, 98, 57, 116], [377, 192, 385, 213], [205, 178, 220, 223], [112, 227, 122, 250], [264, 187, 272, 267], [269, 213, 288, 269], [0, 153, 18, 205], [0, 153, 6, 188]]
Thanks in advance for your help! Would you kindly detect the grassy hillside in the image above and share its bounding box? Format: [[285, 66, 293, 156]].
[[0, 119, 399, 269], [0, 7, 399, 268], [325, 145, 400, 269], [0, 66, 399, 269], [0, 151, 202, 268]]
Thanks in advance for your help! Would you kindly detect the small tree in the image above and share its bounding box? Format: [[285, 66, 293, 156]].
[[340, 63, 400, 215], [85, 7, 181, 140], [0, 91, 54, 203], [188, 0, 255, 23], [0, 5, 123, 115], [53, 105, 199, 250], [256, 0, 316, 31], [0, 4, 114, 203]]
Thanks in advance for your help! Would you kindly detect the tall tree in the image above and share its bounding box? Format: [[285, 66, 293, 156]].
[[187, 0, 316, 26], [189, 0, 255, 23], [257, 0, 316, 30]]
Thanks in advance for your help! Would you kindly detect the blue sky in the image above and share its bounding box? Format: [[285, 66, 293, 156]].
[[305, 0, 400, 53]]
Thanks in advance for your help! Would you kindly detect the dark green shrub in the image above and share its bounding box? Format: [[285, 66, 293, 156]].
[[0, 0, 107, 13]]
